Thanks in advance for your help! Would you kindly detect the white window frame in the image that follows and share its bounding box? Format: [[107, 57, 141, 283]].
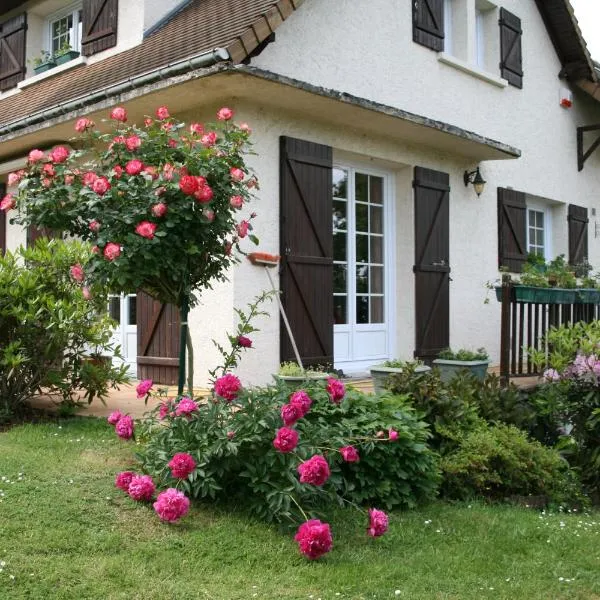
[[475, 8, 485, 68], [444, 0, 453, 55], [46, 2, 83, 56], [526, 201, 553, 262]]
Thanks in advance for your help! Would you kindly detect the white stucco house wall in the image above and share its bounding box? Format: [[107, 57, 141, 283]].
[[0, 0, 599, 387]]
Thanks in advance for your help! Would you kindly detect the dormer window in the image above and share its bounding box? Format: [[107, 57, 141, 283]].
[[48, 4, 83, 57]]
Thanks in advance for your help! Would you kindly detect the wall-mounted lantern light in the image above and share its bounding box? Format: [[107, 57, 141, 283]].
[[463, 167, 486, 197]]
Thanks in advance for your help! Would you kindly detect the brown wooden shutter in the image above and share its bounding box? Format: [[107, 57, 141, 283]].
[[498, 187, 527, 272], [0, 13, 26, 92], [136, 292, 180, 385], [499, 8, 523, 88], [280, 136, 333, 368], [568, 204, 588, 266], [413, 0, 444, 51], [0, 183, 6, 255], [81, 0, 118, 56]]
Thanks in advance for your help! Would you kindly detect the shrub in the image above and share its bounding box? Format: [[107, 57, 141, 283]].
[[0, 239, 129, 421], [437, 347, 489, 361]]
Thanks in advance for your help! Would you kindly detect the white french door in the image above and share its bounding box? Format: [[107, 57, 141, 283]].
[[333, 165, 394, 373], [108, 294, 138, 376]]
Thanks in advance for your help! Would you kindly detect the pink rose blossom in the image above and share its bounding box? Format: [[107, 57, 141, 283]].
[[83, 171, 98, 187], [179, 175, 198, 195], [194, 185, 213, 203], [388, 429, 399, 441], [50, 146, 70, 163], [42, 164, 56, 178], [89, 220, 101, 233], [135, 221, 157, 239], [82, 286, 92, 300], [367, 508, 389, 537], [7, 171, 23, 186], [200, 132, 217, 147], [297, 455, 330, 486], [281, 402, 303, 426], [127, 474, 155, 501], [214, 373, 242, 402], [327, 377, 345, 403], [110, 106, 127, 122], [168, 453, 196, 479], [103, 242, 121, 261], [115, 471, 135, 492], [69, 263, 84, 282], [236, 220, 250, 238], [75, 117, 94, 133], [162, 163, 174, 180], [92, 245, 100, 254], [237, 335, 252, 348], [28, 149, 44, 162], [229, 195, 243, 209], [107, 410, 123, 425], [115, 415, 134, 440], [125, 135, 141, 152], [143, 165, 158, 179], [125, 159, 144, 176], [151, 202, 168, 217], [111, 136, 126, 149], [217, 107, 234, 121], [189, 122, 204, 135], [92, 176, 111, 196], [294, 520, 333, 560], [273, 426, 299, 453], [153, 488, 190, 522], [144, 117, 153, 127], [0, 194, 16, 211], [136, 379, 153, 398], [289, 390, 312, 416], [246, 177, 259, 189], [155, 105, 170, 120], [340, 445, 360, 463], [230, 167, 245, 182], [239, 122, 252, 133], [175, 397, 199, 417]]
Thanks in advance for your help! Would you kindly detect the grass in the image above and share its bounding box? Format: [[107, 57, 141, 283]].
[[1, 418, 599, 599]]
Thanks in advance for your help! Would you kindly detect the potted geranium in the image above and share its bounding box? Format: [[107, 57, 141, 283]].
[[432, 348, 489, 382], [370, 359, 431, 393]]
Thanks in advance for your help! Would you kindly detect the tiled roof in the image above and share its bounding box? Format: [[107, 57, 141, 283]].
[[0, 0, 303, 131]]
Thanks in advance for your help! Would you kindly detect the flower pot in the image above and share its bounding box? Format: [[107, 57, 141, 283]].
[[33, 61, 57, 74], [369, 364, 431, 394], [273, 373, 330, 391], [432, 359, 489, 382], [55, 51, 80, 65]]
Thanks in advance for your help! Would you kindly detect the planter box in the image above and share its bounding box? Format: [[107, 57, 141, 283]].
[[495, 285, 595, 304], [273, 373, 330, 391], [432, 359, 489, 382], [33, 61, 57, 74], [370, 364, 431, 394], [55, 51, 80, 65]]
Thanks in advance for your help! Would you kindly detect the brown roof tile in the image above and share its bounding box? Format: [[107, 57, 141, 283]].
[[0, 0, 302, 131]]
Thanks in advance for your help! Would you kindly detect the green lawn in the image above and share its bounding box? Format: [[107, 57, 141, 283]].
[[1, 418, 599, 600]]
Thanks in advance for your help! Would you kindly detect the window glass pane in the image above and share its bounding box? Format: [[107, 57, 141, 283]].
[[356, 265, 369, 293], [128, 295, 137, 326], [371, 266, 384, 294], [356, 203, 368, 232], [370, 206, 383, 234], [370, 176, 383, 205], [333, 200, 347, 231], [333, 232, 347, 261], [537, 228, 544, 247], [332, 168, 347, 199], [371, 296, 384, 324], [334, 296, 347, 325], [355, 234, 368, 263], [333, 264, 347, 293], [108, 296, 120, 322], [356, 296, 369, 324], [370, 237, 383, 264], [355, 173, 368, 203]]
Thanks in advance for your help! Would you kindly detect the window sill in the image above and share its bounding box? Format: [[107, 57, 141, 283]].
[[437, 53, 507, 88], [18, 56, 87, 90]]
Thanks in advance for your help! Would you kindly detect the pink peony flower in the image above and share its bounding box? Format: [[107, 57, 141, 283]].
[[214, 374, 242, 402], [229, 195, 243, 209], [153, 488, 190, 522], [28, 149, 44, 162], [217, 107, 234, 121], [107, 410, 123, 425], [203, 209, 215, 222], [281, 402, 303, 426], [367, 508, 389, 537], [127, 474, 155, 501], [168, 453, 196, 479], [41, 178, 52, 188], [7, 171, 23, 186], [64, 174, 75, 185], [144, 117, 153, 127], [143, 165, 158, 180], [388, 429, 399, 441], [92, 245, 100, 254], [113, 165, 123, 179], [42, 164, 56, 178], [69, 263, 84, 282], [230, 167, 245, 182], [200, 132, 217, 147], [189, 122, 204, 135], [327, 377, 345, 403], [151, 202, 168, 217], [75, 117, 94, 133], [136, 379, 153, 398], [125, 135, 141, 152], [115, 415, 134, 440], [239, 122, 252, 133], [0, 194, 16, 211], [175, 396, 198, 417], [110, 106, 127, 122], [179, 175, 198, 195], [289, 390, 312, 416], [155, 105, 170, 120], [237, 335, 252, 348], [135, 220, 157, 239], [227, 430, 235, 440], [92, 176, 111, 196], [194, 185, 213, 203], [158, 401, 173, 420], [125, 159, 144, 176], [103, 242, 121, 261], [82, 286, 92, 300], [340, 445, 360, 463], [49, 145, 70, 164], [89, 220, 101, 233], [111, 135, 126, 148], [115, 471, 135, 492], [297, 455, 330, 486], [273, 426, 299, 453], [162, 163, 174, 180], [294, 520, 333, 560], [236, 220, 250, 238], [83, 171, 98, 187]]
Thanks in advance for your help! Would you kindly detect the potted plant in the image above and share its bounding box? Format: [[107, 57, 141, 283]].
[[370, 359, 431, 393], [54, 42, 80, 66], [31, 50, 57, 74], [273, 362, 331, 390], [432, 347, 489, 382]]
